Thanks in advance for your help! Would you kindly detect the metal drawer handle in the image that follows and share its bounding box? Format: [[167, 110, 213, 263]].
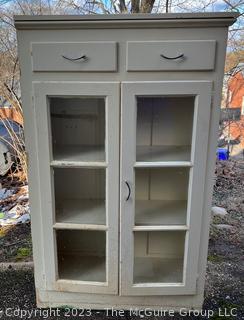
[[61, 54, 87, 61], [160, 53, 184, 60], [125, 181, 131, 201]]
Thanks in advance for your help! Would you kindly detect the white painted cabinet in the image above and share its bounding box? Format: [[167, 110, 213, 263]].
[[15, 13, 236, 310]]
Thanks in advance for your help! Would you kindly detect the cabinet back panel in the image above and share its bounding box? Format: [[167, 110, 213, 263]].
[[137, 97, 194, 147], [134, 231, 185, 258], [50, 97, 105, 147], [135, 168, 189, 201], [54, 168, 105, 200], [57, 230, 106, 255]]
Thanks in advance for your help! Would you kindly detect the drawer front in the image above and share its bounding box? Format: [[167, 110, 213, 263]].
[[127, 40, 216, 71], [32, 42, 117, 72]]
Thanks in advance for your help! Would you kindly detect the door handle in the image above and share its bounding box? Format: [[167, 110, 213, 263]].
[[125, 181, 131, 201]]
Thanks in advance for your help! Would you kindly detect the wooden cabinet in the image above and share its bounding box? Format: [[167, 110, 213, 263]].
[[15, 13, 236, 310]]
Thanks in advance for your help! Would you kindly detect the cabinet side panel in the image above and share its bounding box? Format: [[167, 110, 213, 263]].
[[196, 28, 229, 300], [16, 30, 46, 290]]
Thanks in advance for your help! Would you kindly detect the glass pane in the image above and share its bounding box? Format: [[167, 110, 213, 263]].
[[133, 231, 185, 284], [50, 97, 105, 162], [136, 96, 194, 162], [135, 168, 188, 226], [54, 168, 106, 225], [57, 230, 106, 282]]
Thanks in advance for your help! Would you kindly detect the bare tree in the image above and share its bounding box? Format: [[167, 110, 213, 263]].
[[0, 0, 243, 179], [0, 0, 69, 181]]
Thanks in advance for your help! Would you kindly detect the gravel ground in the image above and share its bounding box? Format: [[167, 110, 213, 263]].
[[0, 160, 243, 320]]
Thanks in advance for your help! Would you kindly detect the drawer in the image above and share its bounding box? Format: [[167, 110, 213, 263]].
[[31, 42, 117, 72], [127, 40, 216, 71]]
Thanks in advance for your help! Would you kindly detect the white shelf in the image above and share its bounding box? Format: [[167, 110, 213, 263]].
[[134, 257, 183, 284], [135, 161, 192, 168], [54, 223, 107, 231], [133, 226, 188, 231], [51, 161, 107, 168], [56, 199, 106, 226], [136, 145, 191, 162], [135, 200, 187, 226], [58, 254, 106, 282], [52, 145, 105, 163]]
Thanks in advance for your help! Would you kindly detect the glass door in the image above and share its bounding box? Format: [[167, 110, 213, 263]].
[[120, 81, 212, 295], [33, 82, 119, 294]]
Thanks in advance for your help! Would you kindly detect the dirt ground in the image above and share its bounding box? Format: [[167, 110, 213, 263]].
[[0, 224, 32, 262], [0, 160, 243, 319], [204, 160, 244, 319]]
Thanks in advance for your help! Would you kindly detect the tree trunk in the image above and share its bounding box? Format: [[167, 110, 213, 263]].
[[131, 0, 140, 13], [140, 0, 155, 13], [119, 0, 128, 12]]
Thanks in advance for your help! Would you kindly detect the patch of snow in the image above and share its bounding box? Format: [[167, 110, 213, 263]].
[[0, 188, 14, 200], [0, 204, 30, 226], [215, 224, 234, 231], [16, 213, 30, 224], [18, 194, 29, 201], [211, 206, 228, 217]]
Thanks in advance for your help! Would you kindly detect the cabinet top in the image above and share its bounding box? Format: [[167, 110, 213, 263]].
[[14, 12, 238, 30]]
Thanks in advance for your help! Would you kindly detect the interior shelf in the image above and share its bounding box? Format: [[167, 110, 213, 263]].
[[54, 167, 106, 225], [134, 257, 184, 283], [136, 145, 191, 163], [52, 145, 105, 163], [135, 167, 189, 226], [135, 200, 187, 226], [58, 254, 106, 282], [56, 199, 106, 225]]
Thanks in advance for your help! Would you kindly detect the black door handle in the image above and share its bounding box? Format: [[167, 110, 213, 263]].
[[125, 181, 131, 201]]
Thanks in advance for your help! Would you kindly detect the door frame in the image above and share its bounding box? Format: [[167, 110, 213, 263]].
[[33, 81, 120, 294], [120, 81, 212, 296]]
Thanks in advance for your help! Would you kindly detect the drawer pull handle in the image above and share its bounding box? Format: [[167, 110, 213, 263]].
[[125, 181, 131, 201], [62, 54, 87, 61], [160, 53, 184, 60]]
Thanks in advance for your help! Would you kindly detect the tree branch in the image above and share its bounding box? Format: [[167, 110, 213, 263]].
[[3, 82, 22, 109]]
